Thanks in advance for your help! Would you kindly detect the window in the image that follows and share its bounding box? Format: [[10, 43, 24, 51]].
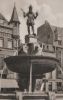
[[49, 82, 52, 91], [13, 39, 18, 48], [0, 19, 4, 24], [53, 46, 55, 52], [43, 45, 49, 51], [8, 40, 12, 49], [58, 40, 62, 45], [57, 50, 61, 62], [47, 45, 49, 50], [0, 56, 4, 69], [45, 45, 49, 50], [0, 56, 4, 78], [43, 45, 45, 50], [57, 82, 62, 91], [0, 38, 3, 47], [35, 79, 42, 91], [54, 27, 58, 41]]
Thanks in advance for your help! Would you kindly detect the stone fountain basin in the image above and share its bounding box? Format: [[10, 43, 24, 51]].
[[4, 56, 59, 76]]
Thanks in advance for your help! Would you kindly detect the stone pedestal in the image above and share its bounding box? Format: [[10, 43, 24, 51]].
[[25, 34, 37, 43], [52, 69, 57, 91]]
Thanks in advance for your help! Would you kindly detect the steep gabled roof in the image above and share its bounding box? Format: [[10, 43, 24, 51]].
[[9, 5, 20, 24], [0, 13, 7, 21], [37, 20, 53, 44], [37, 20, 63, 44]]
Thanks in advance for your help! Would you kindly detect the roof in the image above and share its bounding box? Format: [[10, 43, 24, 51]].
[[37, 20, 63, 44], [37, 20, 53, 44], [0, 13, 7, 21], [9, 5, 20, 24], [1, 79, 18, 88]]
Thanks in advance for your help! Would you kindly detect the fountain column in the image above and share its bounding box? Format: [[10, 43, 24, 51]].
[[46, 73, 49, 92], [29, 62, 32, 92], [25, 34, 37, 92], [52, 69, 57, 91]]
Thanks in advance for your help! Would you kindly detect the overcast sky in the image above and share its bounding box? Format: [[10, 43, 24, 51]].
[[0, 0, 63, 42]]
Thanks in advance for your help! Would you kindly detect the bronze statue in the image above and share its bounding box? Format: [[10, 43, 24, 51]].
[[21, 5, 38, 35]]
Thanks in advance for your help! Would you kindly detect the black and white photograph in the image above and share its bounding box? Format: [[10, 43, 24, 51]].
[[0, 0, 63, 100]]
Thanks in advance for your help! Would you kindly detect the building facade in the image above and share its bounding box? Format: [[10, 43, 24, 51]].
[[0, 5, 20, 94], [37, 20, 63, 92]]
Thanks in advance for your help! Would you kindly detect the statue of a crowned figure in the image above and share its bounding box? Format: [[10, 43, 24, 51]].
[[21, 5, 38, 35]]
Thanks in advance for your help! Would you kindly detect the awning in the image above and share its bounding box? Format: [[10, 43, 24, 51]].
[[0, 79, 18, 88]]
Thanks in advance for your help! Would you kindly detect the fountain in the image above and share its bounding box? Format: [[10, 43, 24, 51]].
[[4, 5, 59, 100], [4, 55, 59, 91]]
